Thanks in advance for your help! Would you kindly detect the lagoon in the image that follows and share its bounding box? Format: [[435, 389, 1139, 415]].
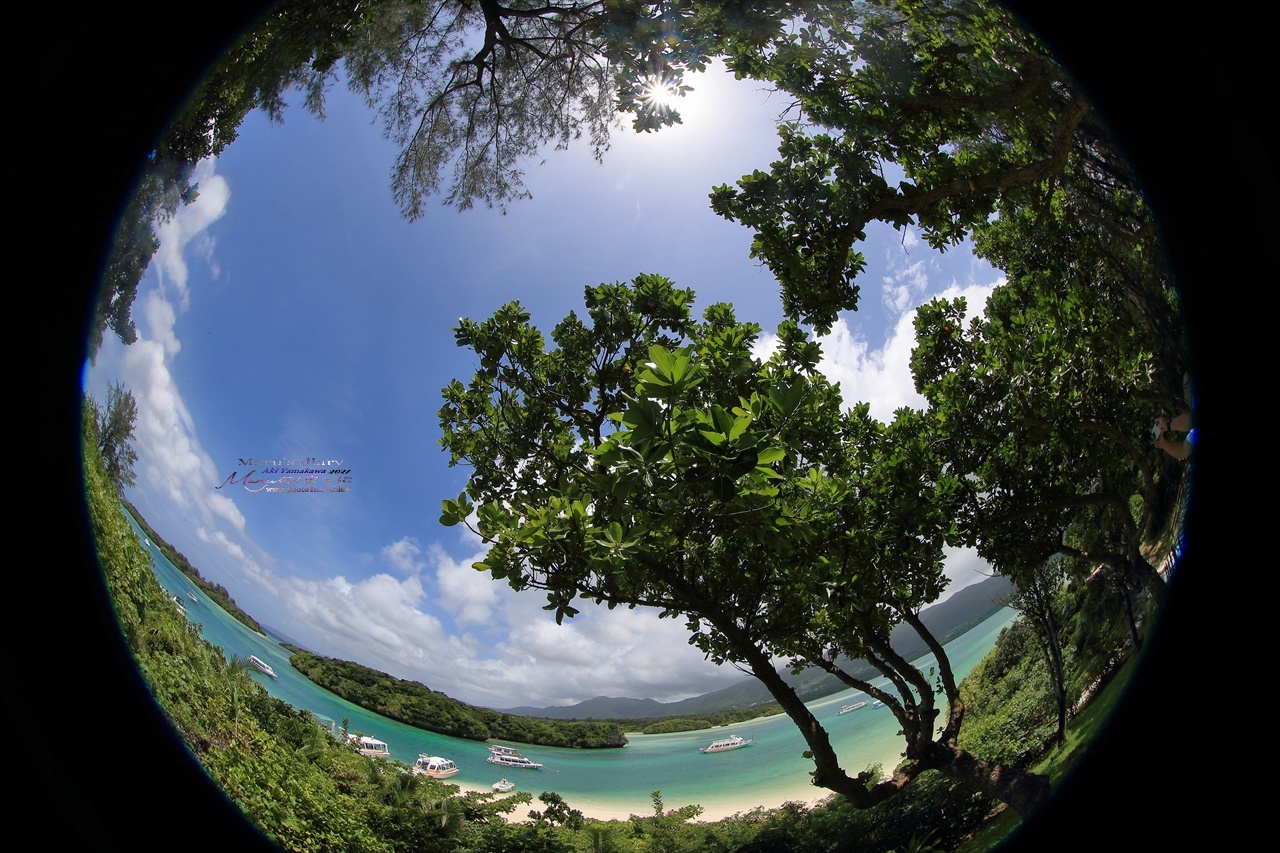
[[133, 514, 1017, 821]]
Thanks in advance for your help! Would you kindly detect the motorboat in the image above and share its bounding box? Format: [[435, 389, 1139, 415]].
[[871, 700, 885, 708], [491, 778, 515, 793], [837, 701, 867, 715], [487, 744, 522, 757], [246, 654, 277, 678], [352, 735, 390, 757], [414, 754, 460, 778], [486, 752, 543, 769], [187, 592, 198, 605], [699, 734, 753, 753]]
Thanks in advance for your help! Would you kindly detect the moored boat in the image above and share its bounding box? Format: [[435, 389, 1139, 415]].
[[837, 701, 867, 715], [699, 734, 753, 753], [187, 592, 198, 605], [491, 778, 515, 793], [487, 744, 522, 757], [486, 752, 543, 769], [351, 735, 390, 757], [415, 754, 460, 778], [871, 700, 885, 708], [246, 654, 277, 678]]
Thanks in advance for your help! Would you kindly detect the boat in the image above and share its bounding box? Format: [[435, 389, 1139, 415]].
[[491, 778, 515, 793], [486, 752, 543, 769], [187, 592, 198, 605], [170, 594, 187, 616], [246, 654, 277, 678], [414, 755, 460, 778], [487, 744, 523, 757], [699, 734, 753, 753], [837, 701, 867, 715], [871, 700, 885, 708], [352, 736, 390, 758]]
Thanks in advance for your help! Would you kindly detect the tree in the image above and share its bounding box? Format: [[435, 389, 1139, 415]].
[[327, 0, 813, 216], [88, 0, 377, 359], [89, 382, 140, 492], [908, 284, 1167, 642], [708, 0, 1175, 352], [703, 2, 1182, 615], [87, 0, 812, 355], [438, 276, 1050, 815], [1000, 555, 1069, 745]]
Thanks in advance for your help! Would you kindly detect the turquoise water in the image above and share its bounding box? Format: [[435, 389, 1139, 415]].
[[129, 512, 1017, 818]]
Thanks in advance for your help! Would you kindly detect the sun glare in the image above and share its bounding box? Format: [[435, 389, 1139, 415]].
[[641, 76, 683, 111]]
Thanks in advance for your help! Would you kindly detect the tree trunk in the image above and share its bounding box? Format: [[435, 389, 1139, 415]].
[[923, 741, 1052, 816]]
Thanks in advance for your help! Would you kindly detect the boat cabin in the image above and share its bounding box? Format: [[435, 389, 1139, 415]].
[[351, 735, 390, 757], [415, 755, 460, 778]]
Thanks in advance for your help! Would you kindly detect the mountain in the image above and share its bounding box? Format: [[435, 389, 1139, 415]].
[[497, 574, 1015, 718]]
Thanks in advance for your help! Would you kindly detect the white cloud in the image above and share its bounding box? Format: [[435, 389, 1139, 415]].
[[381, 536, 427, 576], [152, 160, 230, 308], [433, 542, 498, 626]]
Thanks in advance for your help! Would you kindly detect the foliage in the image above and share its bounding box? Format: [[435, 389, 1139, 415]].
[[956, 623, 1058, 767], [88, 0, 376, 359], [709, 0, 1136, 333], [319, 0, 813, 216], [439, 275, 1049, 813], [288, 649, 628, 748], [121, 499, 266, 634], [86, 382, 139, 491], [85, 415, 542, 851], [81, 420, 1095, 849], [530, 791, 586, 830], [88, 158, 196, 358]]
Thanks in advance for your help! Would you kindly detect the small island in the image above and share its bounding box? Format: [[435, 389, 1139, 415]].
[[287, 648, 629, 748]]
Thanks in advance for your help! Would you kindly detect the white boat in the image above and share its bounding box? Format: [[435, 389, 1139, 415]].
[[871, 700, 885, 708], [491, 778, 515, 793], [837, 701, 867, 715], [486, 752, 543, 769], [414, 754, 460, 778], [351, 735, 390, 758], [246, 654, 277, 678], [487, 744, 522, 757], [699, 734, 753, 753], [187, 592, 198, 605]]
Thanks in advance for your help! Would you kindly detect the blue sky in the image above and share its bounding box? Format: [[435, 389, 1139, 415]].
[[85, 59, 1005, 710]]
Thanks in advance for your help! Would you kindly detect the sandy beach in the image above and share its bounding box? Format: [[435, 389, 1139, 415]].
[[450, 778, 834, 822]]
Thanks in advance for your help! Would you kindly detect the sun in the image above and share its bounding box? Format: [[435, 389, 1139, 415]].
[[640, 76, 683, 111]]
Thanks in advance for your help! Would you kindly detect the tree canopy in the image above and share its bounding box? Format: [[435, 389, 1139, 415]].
[[87, 381, 140, 492], [439, 275, 1049, 813]]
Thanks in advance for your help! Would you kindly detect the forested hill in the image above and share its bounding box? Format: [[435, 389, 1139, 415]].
[[286, 649, 629, 748], [122, 500, 265, 635], [500, 574, 1015, 719]]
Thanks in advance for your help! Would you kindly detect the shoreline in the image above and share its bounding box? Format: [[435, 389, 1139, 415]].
[[449, 779, 835, 823]]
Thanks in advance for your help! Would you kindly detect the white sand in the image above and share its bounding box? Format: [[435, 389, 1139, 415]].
[[449, 778, 835, 823]]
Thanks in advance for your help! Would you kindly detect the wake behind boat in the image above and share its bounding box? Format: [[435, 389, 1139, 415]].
[[246, 654, 276, 678], [699, 734, 753, 753]]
